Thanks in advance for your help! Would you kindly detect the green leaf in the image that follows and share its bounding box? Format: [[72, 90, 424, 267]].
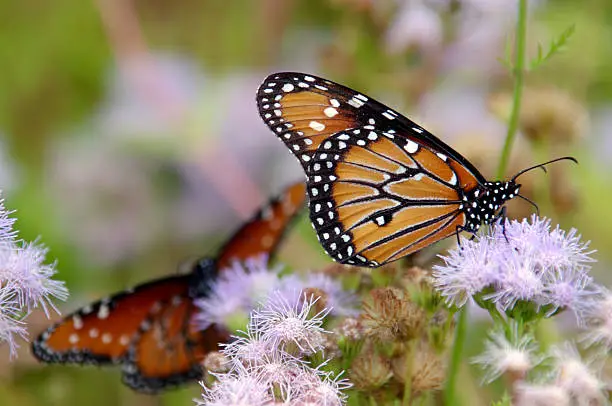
[[491, 392, 512, 406], [529, 24, 576, 70], [498, 35, 514, 71]]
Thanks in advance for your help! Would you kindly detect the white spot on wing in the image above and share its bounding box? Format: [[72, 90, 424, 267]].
[[282, 83, 294, 92], [324, 107, 338, 118], [404, 140, 419, 154], [309, 121, 326, 131]]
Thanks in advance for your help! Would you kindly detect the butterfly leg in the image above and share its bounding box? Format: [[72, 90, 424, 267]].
[[492, 206, 509, 243], [455, 225, 465, 247]]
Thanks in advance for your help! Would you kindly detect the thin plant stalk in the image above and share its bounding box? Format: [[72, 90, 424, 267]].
[[496, 0, 529, 180], [444, 306, 468, 406], [402, 339, 417, 406]]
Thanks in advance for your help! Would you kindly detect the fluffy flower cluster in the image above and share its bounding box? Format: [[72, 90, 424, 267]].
[[432, 216, 597, 320], [475, 332, 607, 406], [194, 256, 358, 331], [197, 292, 351, 405], [0, 197, 68, 357]]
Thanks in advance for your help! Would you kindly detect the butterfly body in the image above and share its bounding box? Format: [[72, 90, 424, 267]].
[[256, 73, 529, 267]]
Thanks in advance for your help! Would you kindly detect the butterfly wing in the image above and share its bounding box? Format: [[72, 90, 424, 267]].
[[216, 181, 306, 269], [31, 275, 192, 366], [32, 183, 305, 392], [121, 300, 228, 393], [257, 73, 487, 266], [257, 72, 487, 185]]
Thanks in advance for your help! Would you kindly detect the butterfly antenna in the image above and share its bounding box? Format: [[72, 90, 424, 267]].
[[516, 194, 540, 216], [511, 156, 578, 182]]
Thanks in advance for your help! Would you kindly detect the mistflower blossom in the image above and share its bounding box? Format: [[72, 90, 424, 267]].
[[514, 383, 570, 406], [195, 258, 357, 330], [286, 369, 351, 406], [472, 324, 541, 383], [199, 289, 350, 406], [0, 197, 67, 358], [300, 273, 359, 317], [0, 282, 27, 356], [549, 343, 607, 405], [582, 288, 612, 348], [198, 364, 272, 406], [430, 237, 498, 307], [194, 255, 282, 329], [253, 291, 330, 355], [433, 215, 597, 319]]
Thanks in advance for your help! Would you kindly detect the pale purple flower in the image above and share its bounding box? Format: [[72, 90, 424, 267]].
[[433, 216, 598, 319], [253, 292, 330, 355], [514, 383, 570, 406], [286, 369, 352, 406], [0, 282, 28, 356], [485, 256, 544, 310], [200, 289, 350, 405], [301, 273, 359, 317], [194, 256, 282, 330], [0, 198, 67, 358], [198, 364, 272, 406], [540, 268, 596, 319], [581, 288, 612, 349], [502, 217, 595, 273], [195, 260, 356, 331], [0, 241, 68, 316], [549, 343, 607, 405], [0, 199, 16, 240], [431, 237, 499, 307], [472, 324, 542, 383], [385, 0, 443, 54]]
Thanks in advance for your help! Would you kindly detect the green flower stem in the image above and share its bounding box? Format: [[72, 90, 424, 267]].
[[402, 339, 417, 406], [444, 306, 468, 406], [496, 0, 529, 180]]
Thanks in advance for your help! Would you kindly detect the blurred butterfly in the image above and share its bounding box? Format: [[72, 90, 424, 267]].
[[31, 181, 306, 393], [256, 72, 575, 267]]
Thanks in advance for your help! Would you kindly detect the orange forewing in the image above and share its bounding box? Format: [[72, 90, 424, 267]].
[[216, 181, 306, 269]]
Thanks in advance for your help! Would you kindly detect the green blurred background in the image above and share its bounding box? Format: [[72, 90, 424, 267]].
[[1, 0, 611, 404]]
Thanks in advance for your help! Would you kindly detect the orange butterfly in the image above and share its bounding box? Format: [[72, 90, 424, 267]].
[[257, 72, 574, 267], [31, 182, 306, 393]]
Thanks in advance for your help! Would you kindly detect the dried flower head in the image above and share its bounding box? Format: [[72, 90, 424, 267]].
[[433, 216, 597, 320], [335, 317, 364, 341], [489, 87, 588, 144], [349, 344, 392, 390], [361, 288, 426, 343], [203, 351, 231, 373], [472, 324, 541, 383], [392, 341, 446, 394]]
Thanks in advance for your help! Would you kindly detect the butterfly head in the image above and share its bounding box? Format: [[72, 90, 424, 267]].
[[462, 181, 521, 232], [188, 258, 218, 299]]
